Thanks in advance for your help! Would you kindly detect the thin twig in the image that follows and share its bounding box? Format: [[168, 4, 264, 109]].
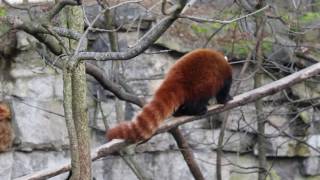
[[74, 0, 142, 54], [179, 5, 269, 24]]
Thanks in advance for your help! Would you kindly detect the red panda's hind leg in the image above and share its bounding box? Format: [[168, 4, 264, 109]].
[[216, 77, 233, 104], [173, 97, 210, 117]]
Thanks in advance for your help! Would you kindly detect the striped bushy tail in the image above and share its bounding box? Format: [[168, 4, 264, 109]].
[[107, 90, 181, 142]]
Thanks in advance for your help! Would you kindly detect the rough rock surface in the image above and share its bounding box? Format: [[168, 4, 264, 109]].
[[0, 1, 320, 180]]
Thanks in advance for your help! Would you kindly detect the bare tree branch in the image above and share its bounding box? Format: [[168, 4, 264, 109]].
[[179, 4, 270, 24], [76, 0, 187, 61], [85, 64, 146, 107]]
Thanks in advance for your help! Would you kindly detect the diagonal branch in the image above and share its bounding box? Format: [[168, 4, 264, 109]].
[[16, 61, 320, 180], [76, 18, 177, 61], [85, 63, 145, 107]]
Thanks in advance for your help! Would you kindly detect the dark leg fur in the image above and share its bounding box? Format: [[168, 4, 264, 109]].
[[66, 171, 71, 180], [173, 97, 210, 117], [216, 77, 233, 104]]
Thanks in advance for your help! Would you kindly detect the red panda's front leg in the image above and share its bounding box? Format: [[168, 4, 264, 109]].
[[216, 77, 233, 104], [173, 97, 211, 117]]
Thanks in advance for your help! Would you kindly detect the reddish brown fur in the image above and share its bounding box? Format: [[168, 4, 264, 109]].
[[0, 102, 12, 152], [107, 49, 232, 142]]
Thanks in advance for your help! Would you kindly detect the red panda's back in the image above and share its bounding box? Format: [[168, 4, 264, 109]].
[[156, 49, 232, 101]]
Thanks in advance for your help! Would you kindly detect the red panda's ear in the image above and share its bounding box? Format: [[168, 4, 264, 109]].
[[224, 56, 229, 62]]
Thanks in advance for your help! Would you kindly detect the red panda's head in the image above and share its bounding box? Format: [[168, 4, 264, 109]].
[[0, 103, 11, 121]]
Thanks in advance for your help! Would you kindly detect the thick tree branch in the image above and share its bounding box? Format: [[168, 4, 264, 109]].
[[85, 64, 146, 107], [17, 60, 320, 180], [158, 62, 320, 132]]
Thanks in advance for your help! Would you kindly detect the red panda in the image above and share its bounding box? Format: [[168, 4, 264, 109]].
[[107, 49, 232, 142], [0, 102, 12, 152]]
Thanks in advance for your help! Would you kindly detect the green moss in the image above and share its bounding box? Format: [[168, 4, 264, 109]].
[[299, 12, 320, 24], [280, 11, 320, 25], [234, 45, 250, 57], [230, 173, 257, 180], [299, 111, 311, 124], [0, 6, 6, 17], [234, 40, 252, 58], [289, 25, 301, 33], [191, 22, 229, 36], [228, 22, 238, 29], [281, 14, 290, 22], [223, 40, 251, 58], [266, 169, 281, 180], [191, 23, 209, 34], [262, 40, 273, 54], [221, 38, 273, 58], [210, 22, 222, 29], [305, 175, 320, 180], [296, 143, 311, 156], [287, 141, 311, 156]]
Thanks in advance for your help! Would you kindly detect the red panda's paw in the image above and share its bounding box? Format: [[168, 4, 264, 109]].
[[225, 95, 233, 103]]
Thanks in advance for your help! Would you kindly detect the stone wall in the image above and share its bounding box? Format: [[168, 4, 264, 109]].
[[0, 1, 320, 180], [0, 31, 319, 180]]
